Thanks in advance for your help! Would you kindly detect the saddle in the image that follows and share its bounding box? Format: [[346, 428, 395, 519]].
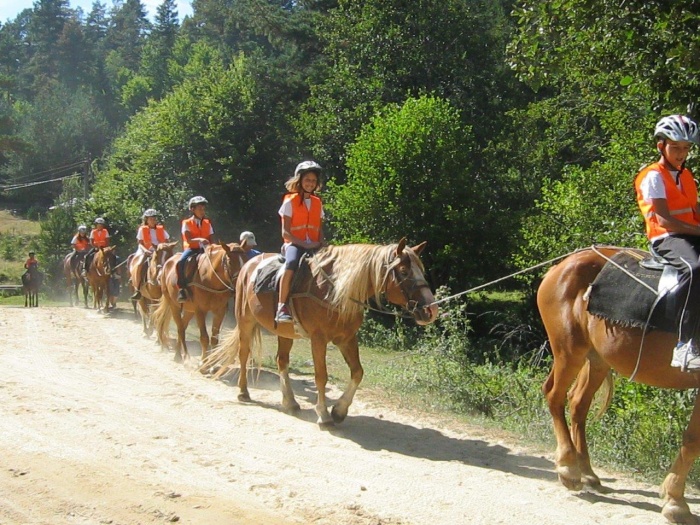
[[252, 253, 312, 296], [181, 251, 203, 287], [586, 248, 684, 335]]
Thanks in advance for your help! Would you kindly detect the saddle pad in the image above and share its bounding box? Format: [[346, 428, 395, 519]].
[[587, 250, 677, 333], [253, 256, 284, 295]]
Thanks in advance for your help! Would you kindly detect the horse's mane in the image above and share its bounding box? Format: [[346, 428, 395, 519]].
[[310, 243, 421, 324]]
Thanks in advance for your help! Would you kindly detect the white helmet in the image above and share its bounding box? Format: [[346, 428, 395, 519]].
[[188, 196, 208, 208], [294, 160, 322, 178], [78, 225, 87, 232], [94, 217, 106, 224], [143, 208, 158, 218], [654, 115, 700, 144], [239, 230, 257, 246]]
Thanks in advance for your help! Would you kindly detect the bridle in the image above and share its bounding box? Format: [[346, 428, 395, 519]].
[[380, 252, 432, 316]]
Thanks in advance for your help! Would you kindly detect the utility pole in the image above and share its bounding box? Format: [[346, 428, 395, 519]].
[[83, 157, 90, 200]]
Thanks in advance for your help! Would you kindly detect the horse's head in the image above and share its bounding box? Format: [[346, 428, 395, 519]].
[[154, 241, 178, 267], [220, 242, 248, 284], [383, 238, 438, 325], [100, 246, 117, 275]]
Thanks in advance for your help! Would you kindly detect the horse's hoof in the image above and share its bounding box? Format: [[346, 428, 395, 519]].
[[558, 471, 583, 491], [318, 420, 335, 430], [238, 392, 251, 402], [662, 500, 696, 524], [331, 406, 347, 424], [283, 402, 301, 414], [582, 474, 603, 490]]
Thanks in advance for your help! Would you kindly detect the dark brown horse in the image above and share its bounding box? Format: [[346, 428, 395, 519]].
[[85, 246, 117, 312], [128, 241, 178, 336], [21, 265, 42, 307], [63, 251, 88, 307], [538, 246, 700, 524], [205, 239, 438, 428], [151, 242, 248, 363]]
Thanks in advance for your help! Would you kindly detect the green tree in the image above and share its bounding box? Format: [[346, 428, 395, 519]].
[[328, 95, 510, 288]]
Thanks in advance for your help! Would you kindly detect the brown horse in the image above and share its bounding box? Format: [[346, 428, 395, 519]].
[[21, 265, 42, 307], [85, 246, 117, 312], [538, 246, 700, 524], [63, 252, 88, 307], [205, 239, 438, 428], [152, 242, 248, 363], [128, 242, 178, 336]]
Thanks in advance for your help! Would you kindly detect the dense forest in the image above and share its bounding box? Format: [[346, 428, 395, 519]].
[[2, 0, 700, 294]]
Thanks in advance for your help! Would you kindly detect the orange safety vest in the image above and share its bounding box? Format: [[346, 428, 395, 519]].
[[91, 228, 109, 247], [25, 258, 38, 269], [635, 162, 700, 240], [73, 235, 89, 251], [181, 216, 212, 249], [282, 193, 322, 243], [139, 224, 167, 250]]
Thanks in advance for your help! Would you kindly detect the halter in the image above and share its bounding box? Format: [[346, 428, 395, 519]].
[[379, 251, 432, 317]]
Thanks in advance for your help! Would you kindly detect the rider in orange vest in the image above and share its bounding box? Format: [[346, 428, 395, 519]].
[[24, 252, 38, 270], [634, 114, 700, 371], [131, 208, 171, 300], [176, 196, 214, 303], [275, 161, 325, 323], [82, 217, 110, 276], [69, 225, 90, 272]]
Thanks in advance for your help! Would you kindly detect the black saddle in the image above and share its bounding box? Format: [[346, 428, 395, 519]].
[[587, 249, 682, 335], [252, 253, 312, 295]]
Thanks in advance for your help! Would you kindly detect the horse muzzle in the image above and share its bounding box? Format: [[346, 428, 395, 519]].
[[414, 303, 438, 326]]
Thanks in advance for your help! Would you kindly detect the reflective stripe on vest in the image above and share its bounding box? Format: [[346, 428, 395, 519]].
[[282, 193, 322, 243], [182, 217, 212, 249], [634, 162, 700, 240], [139, 224, 167, 250]]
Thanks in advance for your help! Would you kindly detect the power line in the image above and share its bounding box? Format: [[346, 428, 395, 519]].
[[1, 173, 80, 191], [7, 159, 86, 183]]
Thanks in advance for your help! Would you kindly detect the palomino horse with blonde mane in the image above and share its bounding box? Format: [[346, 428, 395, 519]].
[[152, 241, 248, 363], [205, 239, 438, 428], [85, 246, 117, 312], [538, 246, 700, 524], [63, 252, 88, 307], [128, 241, 178, 336]]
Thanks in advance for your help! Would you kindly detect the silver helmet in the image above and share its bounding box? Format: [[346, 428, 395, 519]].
[[78, 225, 87, 232], [188, 196, 208, 208], [654, 115, 700, 144], [294, 160, 322, 178], [94, 217, 106, 225], [142, 208, 158, 218]]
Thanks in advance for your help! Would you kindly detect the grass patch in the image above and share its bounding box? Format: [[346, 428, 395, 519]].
[[0, 210, 41, 235]]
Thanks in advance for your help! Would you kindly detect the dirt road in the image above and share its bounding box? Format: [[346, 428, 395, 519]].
[[0, 306, 681, 524]]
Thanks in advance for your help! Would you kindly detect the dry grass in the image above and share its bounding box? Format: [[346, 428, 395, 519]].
[[0, 210, 41, 235]]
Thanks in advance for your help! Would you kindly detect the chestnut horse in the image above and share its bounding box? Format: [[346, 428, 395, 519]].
[[205, 239, 438, 428], [538, 246, 700, 524], [63, 252, 88, 307], [151, 242, 248, 363], [128, 241, 178, 336], [21, 265, 42, 307], [85, 246, 117, 312]]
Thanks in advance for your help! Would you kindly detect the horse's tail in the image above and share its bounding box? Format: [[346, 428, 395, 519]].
[[151, 297, 172, 348], [569, 360, 615, 421], [201, 324, 262, 380]]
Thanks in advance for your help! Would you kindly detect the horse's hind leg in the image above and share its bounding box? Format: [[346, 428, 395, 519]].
[[568, 356, 611, 489], [194, 309, 210, 361], [276, 336, 300, 412], [661, 394, 700, 524], [543, 340, 588, 490], [331, 334, 364, 424]]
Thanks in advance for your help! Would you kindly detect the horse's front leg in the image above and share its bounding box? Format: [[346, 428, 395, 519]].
[[310, 336, 333, 428], [208, 308, 226, 359], [661, 392, 700, 524], [331, 335, 364, 424], [276, 336, 300, 412], [175, 309, 195, 363], [194, 309, 210, 362]]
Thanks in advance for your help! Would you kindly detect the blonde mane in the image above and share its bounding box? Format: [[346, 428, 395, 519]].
[[309, 243, 420, 324]]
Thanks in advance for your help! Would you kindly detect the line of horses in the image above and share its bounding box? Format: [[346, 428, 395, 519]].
[[51, 240, 700, 523]]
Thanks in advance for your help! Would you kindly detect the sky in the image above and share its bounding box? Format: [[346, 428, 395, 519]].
[[0, 0, 193, 23]]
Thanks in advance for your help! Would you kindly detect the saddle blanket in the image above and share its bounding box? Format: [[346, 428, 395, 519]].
[[586, 250, 681, 334]]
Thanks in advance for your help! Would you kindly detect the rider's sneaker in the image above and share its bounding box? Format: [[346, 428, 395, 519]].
[[671, 340, 700, 372], [275, 304, 293, 323], [130, 290, 142, 301], [177, 289, 188, 303]]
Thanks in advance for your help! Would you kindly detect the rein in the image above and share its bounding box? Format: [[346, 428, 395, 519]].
[[191, 247, 241, 294]]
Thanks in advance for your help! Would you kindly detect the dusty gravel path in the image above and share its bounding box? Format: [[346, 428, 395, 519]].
[[0, 306, 684, 524]]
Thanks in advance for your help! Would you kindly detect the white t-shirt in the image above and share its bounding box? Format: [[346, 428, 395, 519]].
[[278, 197, 325, 243], [638, 169, 681, 201]]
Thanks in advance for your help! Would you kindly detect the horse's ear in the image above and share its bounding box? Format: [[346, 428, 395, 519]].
[[220, 241, 231, 254], [240, 238, 248, 251], [396, 237, 407, 255], [411, 241, 427, 255]]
